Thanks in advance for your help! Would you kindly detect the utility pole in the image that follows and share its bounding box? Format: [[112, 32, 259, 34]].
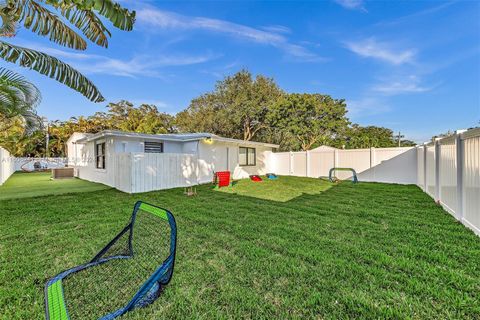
[[43, 117, 49, 158], [397, 131, 404, 147]]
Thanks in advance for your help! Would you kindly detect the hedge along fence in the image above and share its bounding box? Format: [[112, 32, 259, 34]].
[[417, 128, 480, 236], [0, 147, 14, 185]]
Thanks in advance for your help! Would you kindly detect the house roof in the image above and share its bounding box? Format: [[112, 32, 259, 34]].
[[73, 130, 279, 148]]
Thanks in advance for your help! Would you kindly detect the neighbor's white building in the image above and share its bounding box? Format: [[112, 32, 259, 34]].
[[67, 130, 278, 193]]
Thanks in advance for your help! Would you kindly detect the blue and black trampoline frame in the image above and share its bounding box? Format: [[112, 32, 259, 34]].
[[44, 201, 177, 320]]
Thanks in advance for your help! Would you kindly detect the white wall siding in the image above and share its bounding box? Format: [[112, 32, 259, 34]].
[[0, 147, 14, 185], [111, 137, 186, 154], [270, 147, 417, 184], [198, 140, 272, 182], [75, 137, 115, 187], [67, 132, 90, 166]]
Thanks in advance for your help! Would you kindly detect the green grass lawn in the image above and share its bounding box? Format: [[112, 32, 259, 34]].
[[0, 176, 479, 319], [217, 175, 333, 201], [0, 172, 110, 200]]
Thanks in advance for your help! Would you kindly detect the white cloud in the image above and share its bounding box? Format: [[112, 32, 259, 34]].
[[344, 38, 416, 65], [136, 7, 322, 61], [375, 2, 454, 27], [347, 97, 391, 118], [136, 8, 283, 43], [373, 75, 433, 95], [347, 75, 433, 120], [80, 54, 217, 77], [261, 25, 291, 34], [19, 41, 217, 78], [334, 0, 367, 11]]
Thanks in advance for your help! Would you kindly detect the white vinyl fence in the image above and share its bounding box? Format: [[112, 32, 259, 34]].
[[270, 147, 417, 184], [417, 128, 480, 236], [113, 153, 200, 193], [0, 147, 14, 185]]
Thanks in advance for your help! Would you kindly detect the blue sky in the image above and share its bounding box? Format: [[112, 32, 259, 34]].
[[4, 0, 480, 142]]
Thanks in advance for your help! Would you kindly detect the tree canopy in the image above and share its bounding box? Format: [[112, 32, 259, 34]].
[[267, 93, 349, 151], [334, 125, 415, 149], [176, 70, 283, 141]]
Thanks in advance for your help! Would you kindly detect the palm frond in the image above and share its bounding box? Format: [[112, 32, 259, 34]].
[[0, 67, 42, 132], [5, 0, 87, 50], [47, 0, 136, 31], [92, 0, 135, 31], [0, 8, 17, 37], [20, 109, 43, 133], [0, 67, 41, 107], [0, 84, 23, 115], [0, 40, 105, 102], [59, 6, 111, 47]]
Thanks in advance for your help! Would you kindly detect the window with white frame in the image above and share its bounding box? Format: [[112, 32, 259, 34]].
[[95, 142, 105, 169], [144, 141, 164, 153], [239, 147, 256, 166]]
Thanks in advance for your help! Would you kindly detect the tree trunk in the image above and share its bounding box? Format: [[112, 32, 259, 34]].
[[244, 119, 252, 141]]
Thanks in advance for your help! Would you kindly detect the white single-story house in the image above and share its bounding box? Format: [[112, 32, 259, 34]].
[[67, 130, 278, 192]]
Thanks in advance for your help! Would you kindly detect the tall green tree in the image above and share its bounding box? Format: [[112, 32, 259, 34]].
[[218, 70, 284, 140], [267, 93, 349, 151], [176, 70, 283, 141], [176, 92, 234, 136]]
